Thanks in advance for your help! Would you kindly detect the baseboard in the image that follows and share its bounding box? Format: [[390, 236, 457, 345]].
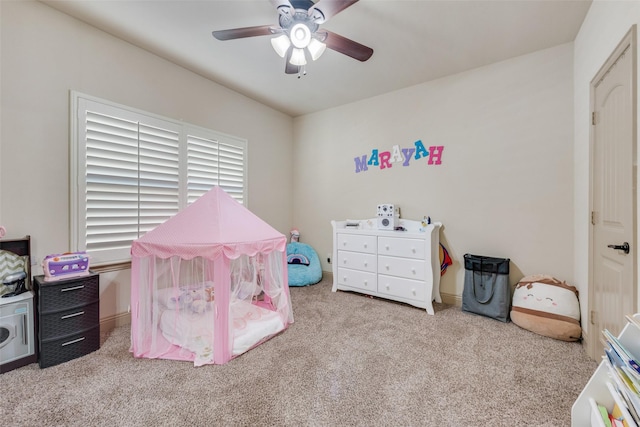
[[440, 292, 461, 307], [100, 312, 131, 337]]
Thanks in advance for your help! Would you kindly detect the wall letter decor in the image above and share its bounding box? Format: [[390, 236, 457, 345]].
[[353, 139, 444, 174]]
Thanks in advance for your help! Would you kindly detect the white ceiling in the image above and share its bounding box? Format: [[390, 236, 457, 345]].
[[41, 0, 592, 117]]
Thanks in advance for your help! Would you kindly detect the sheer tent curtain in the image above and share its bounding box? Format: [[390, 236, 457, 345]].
[[230, 252, 293, 324], [131, 256, 213, 361], [131, 251, 291, 366]]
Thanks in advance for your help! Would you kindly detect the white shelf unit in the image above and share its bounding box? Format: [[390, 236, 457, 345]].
[[331, 218, 442, 315], [572, 313, 640, 426]]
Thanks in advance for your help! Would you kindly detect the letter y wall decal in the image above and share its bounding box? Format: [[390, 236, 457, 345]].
[[354, 140, 444, 173]]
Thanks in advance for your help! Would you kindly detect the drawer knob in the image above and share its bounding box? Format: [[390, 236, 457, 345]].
[[364, 280, 368, 286], [385, 284, 390, 290], [411, 268, 416, 274], [343, 276, 347, 282], [364, 261, 368, 267], [385, 245, 390, 251], [364, 243, 368, 248], [343, 259, 347, 264], [343, 242, 347, 246], [385, 265, 390, 270], [411, 247, 416, 253]]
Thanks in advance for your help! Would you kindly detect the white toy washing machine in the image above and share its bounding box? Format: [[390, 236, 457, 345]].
[[0, 291, 35, 367]]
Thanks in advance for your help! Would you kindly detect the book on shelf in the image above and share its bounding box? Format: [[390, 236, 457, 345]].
[[603, 329, 640, 377], [605, 359, 640, 423], [606, 381, 639, 427], [602, 325, 640, 427], [613, 403, 631, 427]]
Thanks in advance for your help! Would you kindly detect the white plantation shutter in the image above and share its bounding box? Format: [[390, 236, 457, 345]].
[[187, 135, 219, 205], [72, 93, 247, 265], [84, 110, 140, 260], [186, 134, 245, 205], [137, 123, 180, 234], [218, 142, 245, 204]]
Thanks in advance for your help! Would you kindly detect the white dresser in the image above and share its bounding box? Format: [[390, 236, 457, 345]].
[[331, 218, 442, 314]]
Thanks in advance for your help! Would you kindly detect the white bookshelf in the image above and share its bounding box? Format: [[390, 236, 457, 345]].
[[572, 313, 640, 426]]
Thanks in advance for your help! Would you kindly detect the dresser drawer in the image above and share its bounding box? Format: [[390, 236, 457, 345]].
[[378, 237, 425, 259], [337, 233, 376, 254], [39, 301, 100, 339], [337, 268, 376, 292], [38, 275, 99, 313], [378, 255, 426, 281], [378, 275, 426, 301], [337, 250, 376, 273], [39, 325, 100, 368]]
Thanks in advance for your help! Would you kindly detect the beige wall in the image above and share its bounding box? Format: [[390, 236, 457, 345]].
[[0, 1, 294, 323], [6, 0, 637, 332], [573, 0, 640, 338], [292, 43, 575, 304]]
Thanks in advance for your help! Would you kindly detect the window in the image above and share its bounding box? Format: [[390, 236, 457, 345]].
[[71, 92, 247, 266]]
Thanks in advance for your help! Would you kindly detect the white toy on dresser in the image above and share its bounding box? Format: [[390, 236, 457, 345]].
[[331, 218, 442, 315]]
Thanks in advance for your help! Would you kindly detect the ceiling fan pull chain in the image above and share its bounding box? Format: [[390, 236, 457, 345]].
[[297, 64, 307, 79]]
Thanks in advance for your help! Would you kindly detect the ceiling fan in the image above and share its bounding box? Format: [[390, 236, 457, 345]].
[[212, 0, 373, 76]]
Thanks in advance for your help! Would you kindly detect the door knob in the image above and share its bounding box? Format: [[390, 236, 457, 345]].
[[608, 242, 630, 254]]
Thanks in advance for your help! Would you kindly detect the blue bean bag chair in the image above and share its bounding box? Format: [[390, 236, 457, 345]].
[[286, 242, 322, 287]]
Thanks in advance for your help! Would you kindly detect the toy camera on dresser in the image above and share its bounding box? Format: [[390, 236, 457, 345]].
[[377, 204, 400, 230]]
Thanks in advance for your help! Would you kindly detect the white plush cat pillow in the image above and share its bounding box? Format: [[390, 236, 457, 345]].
[[511, 274, 581, 342]]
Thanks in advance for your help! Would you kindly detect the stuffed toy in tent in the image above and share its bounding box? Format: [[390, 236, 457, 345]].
[[510, 274, 581, 342], [286, 229, 322, 287], [130, 186, 294, 366]]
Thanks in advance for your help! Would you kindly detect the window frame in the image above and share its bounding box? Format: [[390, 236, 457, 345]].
[[70, 91, 248, 267]]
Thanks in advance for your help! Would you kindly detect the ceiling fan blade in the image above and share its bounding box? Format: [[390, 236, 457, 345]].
[[309, 0, 359, 24], [324, 30, 373, 62], [284, 48, 299, 74], [212, 25, 275, 41]]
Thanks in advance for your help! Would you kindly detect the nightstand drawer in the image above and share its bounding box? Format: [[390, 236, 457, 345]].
[[337, 250, 376, 273], [337, 233, 377, 254], [337, 268, 376, 292], [378, 275, 426, 301], [34, 273, 101, 368], [378, 237, 425, 259], [39, 301, 100, 339], [38, 275, 99, 313], [378, 255, 426, 280], [39, 325, 100, 368]]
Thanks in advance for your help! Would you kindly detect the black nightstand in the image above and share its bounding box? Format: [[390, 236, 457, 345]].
[[33, 273, 100, 368]]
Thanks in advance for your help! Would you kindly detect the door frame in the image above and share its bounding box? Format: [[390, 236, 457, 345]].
[[588, 25, 638, 360]]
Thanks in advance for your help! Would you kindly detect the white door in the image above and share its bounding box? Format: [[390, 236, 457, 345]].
[[590, 28, 636, 359]]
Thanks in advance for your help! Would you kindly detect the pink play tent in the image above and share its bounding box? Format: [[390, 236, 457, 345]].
[[130, 187, 293, 365]]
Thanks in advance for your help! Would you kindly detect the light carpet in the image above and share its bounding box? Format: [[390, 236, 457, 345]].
[[1, 277, 597, 426]]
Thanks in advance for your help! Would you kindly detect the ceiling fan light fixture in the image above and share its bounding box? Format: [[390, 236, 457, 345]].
[[271, 34, 291, 58], [290, 48, 307, 66], [290, 23, 311, 49], [307, 38, 326, 61]]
